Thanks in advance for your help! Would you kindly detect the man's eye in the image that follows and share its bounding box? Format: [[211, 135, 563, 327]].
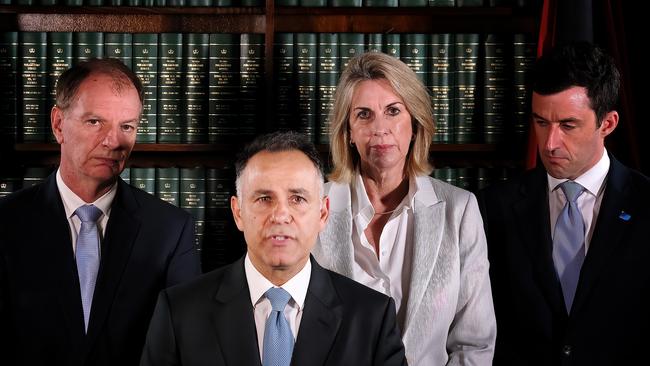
[[534, 119, 548, 127], [291, 196, 306, 204], [122, 124, 136, 132], [561, 123, 576, 130], [87, 119, 100, 125]]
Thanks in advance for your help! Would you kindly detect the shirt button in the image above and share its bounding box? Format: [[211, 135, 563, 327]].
[[562, 345, 572, 356]]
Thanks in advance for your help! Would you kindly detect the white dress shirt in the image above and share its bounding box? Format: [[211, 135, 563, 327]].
[[244, 254, 311, 361], [56, 169, 116, 254], [548, 150, 609, 253]]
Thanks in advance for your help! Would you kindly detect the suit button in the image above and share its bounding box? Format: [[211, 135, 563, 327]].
[[562, 345, 572, 356]]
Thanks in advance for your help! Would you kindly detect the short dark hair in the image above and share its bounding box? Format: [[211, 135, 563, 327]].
[[531, 42, 620, 125], [55, 58, 144, 111], [234, 131, 325, 197]]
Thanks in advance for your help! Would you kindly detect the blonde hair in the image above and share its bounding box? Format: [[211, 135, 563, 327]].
[[328, 51, 434, 183]]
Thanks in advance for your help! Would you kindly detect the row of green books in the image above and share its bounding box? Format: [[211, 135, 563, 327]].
[[0, 0, 535, 6]]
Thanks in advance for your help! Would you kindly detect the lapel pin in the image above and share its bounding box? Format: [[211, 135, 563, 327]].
[[619, 211, 631, 221]]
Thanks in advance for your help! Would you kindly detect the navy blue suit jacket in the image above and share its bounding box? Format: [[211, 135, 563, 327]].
[[478, 157, 650, 365], [0, 173, 202, 366]]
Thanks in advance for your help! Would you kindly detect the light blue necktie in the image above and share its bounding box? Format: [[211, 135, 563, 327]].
[[262, 287, 294, 366], [75, 204, 102, 333], [552, 181, 586, 312]]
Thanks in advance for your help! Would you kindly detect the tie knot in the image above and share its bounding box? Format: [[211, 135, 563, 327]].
[[266, 287, 291, 312], [75, 204, 102, 223], [560, 181, 584, 203]]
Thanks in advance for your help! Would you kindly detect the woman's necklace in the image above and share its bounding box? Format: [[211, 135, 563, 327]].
[[374, 207, 398, 216]]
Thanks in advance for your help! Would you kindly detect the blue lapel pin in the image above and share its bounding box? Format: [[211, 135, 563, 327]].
[[619, 211, 631, 221]]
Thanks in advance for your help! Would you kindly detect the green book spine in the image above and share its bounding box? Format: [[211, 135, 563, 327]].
[[476, 167, 491, 191], [214, 0, 233, 5], [454, 33, 480, 143], [240, 0, 262, 5], [513, 33, 536, 144], [431, 166, 457, 187], [64, 0, 83, 5], [183, 33, 210, 144], [365, 33, 383, 53], [401, 33, 428, 84], [208, 33, 239, 143], [363, 0, 397, 6], [204, 165, 237, 270], [133, 33, 159, 143], [188, 0, 211, 5], [0, 176, 20, 198], [40, 0, 57, 5], [22, 166, 53, 188], [428, 0, 454, 5], [0, 32, 19, 144], [180, 167, 206, 251], [156, 167, 180, 206], [20, 32, 48, 143], [488, 0, 510, 5], [429, 33, 453, 144], [167, 0, 185, 5], [331, 0, 361, 5], [276, 0, 298, 5], [73, 32, 104, 64], [239, 33, 264, 139], [456, 167, 476, 192], [400, 0, 427, 6], [339, 33, 364, 71], [300, 0, 326, 6], [157, 33, 183, 143], [130, 167, 156, 195], [155, 0, 165, 5], [109, 0, 123, 5], [119, 167, 130, 183], [127, 0, 141, 5], [273, 33, 297, 132], [456, 0, 483, 5], [0, 0, 12, 5], [385, 33, 401, 58], [47, 32, 73, 143], [104, 33, 133, 70], [17, 0, 35, 4], [317, 33, 339, 145], [296, 33, 317, 142], [483, 33, 510, 144], [85, 0, 104, 5]]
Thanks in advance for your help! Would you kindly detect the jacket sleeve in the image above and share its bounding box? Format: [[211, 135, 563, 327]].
[[140, 291, 181, 366], [374, 297, 408, 366], [166, 214, 202, 287]]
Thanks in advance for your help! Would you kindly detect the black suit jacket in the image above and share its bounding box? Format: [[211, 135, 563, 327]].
[[140, 256, 407, 366], [0, 173, 202, 366], [478, 157, 650, 366]]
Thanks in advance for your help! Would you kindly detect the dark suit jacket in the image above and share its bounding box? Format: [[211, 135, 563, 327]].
[[140, 256, 407, 366], [0, 173, 202, 366], [477, 156, 650, 366]]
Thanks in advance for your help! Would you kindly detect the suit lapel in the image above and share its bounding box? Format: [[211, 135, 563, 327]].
[[292, 258, 342, 366], [213, 258, 262, 366], [86, 180, 141, 344], [402, 200, 444, 337], [572, 157, 633, 313], [512, 170, 565, 315]]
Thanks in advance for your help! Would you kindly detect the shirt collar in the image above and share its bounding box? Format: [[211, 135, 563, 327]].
[[56, 168, 117, 219], [244, 254, 311, 311], [547, 149, 610, 196]]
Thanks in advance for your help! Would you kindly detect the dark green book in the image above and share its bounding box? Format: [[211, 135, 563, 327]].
[[109, 0, 123, 5], [0, 32, 18, 144], [295, 33, 317, 141], [456, 167, 476, 192], [363, 0, 397, 6], [157, 33, 183, 143], [456, 0, 483, 5], [130, 167, 156, 195], [156, 167, 180, 206], [331, 0, 361, 5], [127, 0, 142, 5], [86, 0, 104, 5], [204, 165, 237, 270], [20, 32, 48, 143], [73, 32, 104, 64], [64, 0, 83, 5], [385, 33, 401, 58], [317, 33, 339, 145], [339, 33, 364, 71], [167, 0, 185, 5], [400, 0, 426, 6], [366, 33, 383, 53], [133, 33, 159, 143], [155, 0, 165, 5], [273, 33, 297, 132], [240, 0, 262, 5], [276, 0, 298, 5], [183, 33, 210, 144], [476, 167, 491, 191], [104, 33, 133, 70], [188, 0, 211, 5], [180, 167, 206, 251], [47, 32, 73, 143], [208, 33, 239, 143], [453, 33, 480, 143], [513, 33, 536, 144], [40, 0, 57, 5], [239, 33, 264, 139], [431, 166, 457, 187], [0, 176, 20, 198], [429, 33, 453, 143], [22, 166, 53, 188], [428, 0, 454, 5], [401, 33, 428, 84], [483, 33, 510, 144], [214, 0, 233, 5], [16, 0, 34, 3], [300, 0, 325, 5]]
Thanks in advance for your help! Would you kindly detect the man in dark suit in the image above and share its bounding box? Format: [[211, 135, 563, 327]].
[[478, 42, 650, 365], [0, 58, 201, 366], [140, 131, 407, 366]]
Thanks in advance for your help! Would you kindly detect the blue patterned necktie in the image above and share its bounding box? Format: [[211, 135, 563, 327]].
[[75, 204, 102, 333], [552, 181, 586, 312], [262, 287, 294, 366]]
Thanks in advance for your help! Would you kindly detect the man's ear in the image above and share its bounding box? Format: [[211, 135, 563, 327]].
[[231, 195, 244, 232], [51, 106, 65, 144], [599, 110, 618, 138], [319, 195, 330, 231]]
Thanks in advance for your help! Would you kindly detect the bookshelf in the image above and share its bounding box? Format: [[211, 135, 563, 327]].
[[0, 2, 540, 269]]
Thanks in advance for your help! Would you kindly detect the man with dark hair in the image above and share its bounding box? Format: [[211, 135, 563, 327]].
[[0, 58, 201, 365], [478, 42, 650, 365], [140, 131, 407, 366]]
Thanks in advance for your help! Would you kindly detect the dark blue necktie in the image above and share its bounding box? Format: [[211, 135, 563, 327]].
[[552, 181, 585, 312], [262, 287, 294, 366], [75, 204, 102, 332]]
